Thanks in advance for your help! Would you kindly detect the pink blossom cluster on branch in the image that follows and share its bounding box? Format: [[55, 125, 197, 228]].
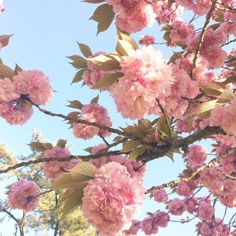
[[0, 0, 236, 235], [0, 70, 53, 125]]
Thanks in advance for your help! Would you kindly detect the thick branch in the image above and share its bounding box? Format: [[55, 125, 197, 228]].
[[0, 151, 125, 175], [139, 126, 224, 163], [146, 148, 236, 193]]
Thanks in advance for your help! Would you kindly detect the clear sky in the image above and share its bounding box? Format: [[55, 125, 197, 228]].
[[0, 1, 221, 235]]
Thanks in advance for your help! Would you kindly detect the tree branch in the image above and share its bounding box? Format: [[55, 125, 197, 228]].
[[146, 148, 236, 193], [0, 151, 125, 175], [139, 126, 224, 163]]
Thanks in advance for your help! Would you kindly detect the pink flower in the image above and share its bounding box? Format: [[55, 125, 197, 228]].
[[83, 52, 115, 90], [211, 96, 236, 136], [153, 1, 183, 24], [176, 181, 196, 197], [139, 35, 155, 46], [159, 65, 199, 118], [169, 20, 195, 46], [81, 162, 145, 236], [200, 167, 224, 194], [152, 189, 168, 202], [187, 145, 207, 170], [167, 198, 186, 216], [197, 200, 214, 222], [73, 104, 112, 139], [115, 4, 156, 33], [140, 211, 169, 235], [2, 104, 33, 125], [185, 197, 198, 213], [73, 114, 99, 140], [124, 220, 141, 235], [90, 144, 146, 183], [42, 147, 78, 179], [13, 70, 53, 105], [7, 180, 40, 211], [0, 78, 19, 102], [111, 46, 173, 119]]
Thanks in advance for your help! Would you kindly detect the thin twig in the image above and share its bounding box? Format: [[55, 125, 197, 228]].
[[190, 0, 217, 78]]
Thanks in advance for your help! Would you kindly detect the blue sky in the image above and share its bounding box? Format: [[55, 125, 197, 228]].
[[0, 1, 224, 235]]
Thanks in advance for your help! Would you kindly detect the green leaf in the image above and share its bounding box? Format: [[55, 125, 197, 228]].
[[68, 55, 87, 69], [218, 89, 234, 103], [51, 173, 78, 190], [122, 140, 139, 152], [193, 100, 218, 116], [138, 119, 153, 131], [61, 190, 84, 218], [90, 4, 115, 34], [156, 116, 171, 137], [70, 162, 97, 179], [200, 81, 225, 97], [117, 30, 138, 50], [29, 142, 53, 152], [93, 72, 123, 89], [77, 42, 92, 57], [67, 100, 83, 110], [71, 70, 86, 84], [116, 39, 135, 56], [87, 53, 121, 71], [128, 147, 145, 161]]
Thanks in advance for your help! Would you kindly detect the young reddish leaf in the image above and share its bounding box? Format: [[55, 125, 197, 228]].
[[14, 64, 23, 75], [56, 139, 67, 148], [67, 100, 83, 110], [77, 42, 92, 57], [71, 69, 86, 84], [0, 34, 13, 48], [68, 55, 87, 69], [90, 95, 99, 104], [122, 140, 139, 152], [0, 63, 14, 79]]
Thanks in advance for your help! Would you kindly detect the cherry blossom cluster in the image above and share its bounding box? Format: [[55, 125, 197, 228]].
[[110, 46, 173, 119], [42, 146, 78, 180], [72, 103, 112, 139], [0, 70, 53, 125], [90, 144, 146, 182], [106, 0, 156, 33], [7, 179, 40, 211], [81, 161, 145, 236], [82, 52, 113, 89]]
